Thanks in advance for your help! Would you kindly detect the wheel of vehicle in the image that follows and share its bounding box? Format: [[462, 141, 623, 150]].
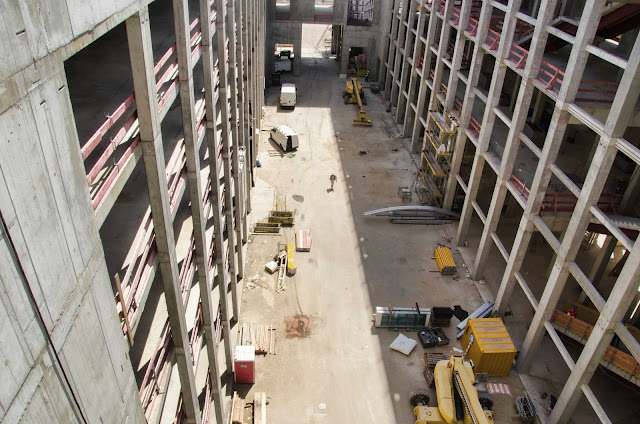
[[478, 392, 494, 410], [409, 389, 430, 407], [361, 92, 367, 105], [344, 96, 349, 104]]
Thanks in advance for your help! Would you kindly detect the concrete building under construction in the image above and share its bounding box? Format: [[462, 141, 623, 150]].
[[3, 1, 640, 423]]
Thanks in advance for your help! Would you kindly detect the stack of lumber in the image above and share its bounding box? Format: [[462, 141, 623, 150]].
[[238, 323, 276, 355]]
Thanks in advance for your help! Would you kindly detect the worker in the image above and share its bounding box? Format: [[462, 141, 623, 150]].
[[329, 173, 337, 191], [567, 306, 577, 317]]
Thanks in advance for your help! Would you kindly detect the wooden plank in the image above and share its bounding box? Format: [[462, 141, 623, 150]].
[[231, 392, 243, 424], [254, 392, 267, 424], [114, 273, 134, 346]]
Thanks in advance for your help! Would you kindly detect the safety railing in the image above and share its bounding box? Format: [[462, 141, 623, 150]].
[[484, 28, 501, 51], [202, 373, 212, 424], [468, 116, 482, 141], [173, 394, 187, 424], [190, 303, 205, 365], [575, 80, 619, 104], [537, 60, 564, 93], [83, 4, 216, 213], [139, 320, 174, 421], [507, 42, 528, 69], [509, 174, 622, 215], [551, 310, 640, 383]]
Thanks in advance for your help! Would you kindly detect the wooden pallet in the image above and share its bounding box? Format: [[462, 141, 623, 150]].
[[424, 352, 447, 369]]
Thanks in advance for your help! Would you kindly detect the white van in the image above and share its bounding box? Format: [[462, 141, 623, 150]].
[[280, 83, 296, 108], [270, 125, 299, 151]]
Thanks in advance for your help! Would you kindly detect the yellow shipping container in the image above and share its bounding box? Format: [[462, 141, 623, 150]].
[[460, 318, 516, 376]]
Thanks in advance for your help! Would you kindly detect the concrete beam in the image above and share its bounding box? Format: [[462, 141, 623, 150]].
[[126, 9, 201, 424]]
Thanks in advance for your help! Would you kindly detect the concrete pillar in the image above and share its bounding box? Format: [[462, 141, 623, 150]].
[[441, 1, 492, 209], [528, 89, 545, 124], [390, 2, 407, 105], [494, 0, 606, 318], [194, 0, 229, 420], [518, 1, 640, 375], [125, 10, 201, 424], [226, 0, 247, 280], [473, 0, 560, 280], [409, 0, 440, 153], [239, 0, 253, 215], [236, 0, 252, 220], [577, 235, 616, 304], [384, 0, 401, 99], [455, 0, 525, 246], [216, 0, 241, 321]]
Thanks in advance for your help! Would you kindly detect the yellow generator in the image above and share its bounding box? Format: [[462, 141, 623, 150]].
[[411, 356, 494, 424]]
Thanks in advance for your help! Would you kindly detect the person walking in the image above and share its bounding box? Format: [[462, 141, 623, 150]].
[[329, 173, 337, 191]]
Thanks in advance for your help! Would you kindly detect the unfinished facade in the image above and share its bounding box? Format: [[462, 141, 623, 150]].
[[381, 0, 640, 421], [0, 0, 264, 423]]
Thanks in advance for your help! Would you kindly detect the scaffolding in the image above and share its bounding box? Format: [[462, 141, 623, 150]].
[[420, 104, 458, 207]]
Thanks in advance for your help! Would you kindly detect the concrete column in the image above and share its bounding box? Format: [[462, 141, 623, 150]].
[[125, 10, 201, 424], [443, 0, 474, 110], [216, 0, 241, 320], [390, 4, 407, 105], [384, 0, 401, 99], [409, 0, 440, 153], [518, 1, 639, 374], [416, 0, 457, 154], [235, 0, 252, 221], [198, 0, 232, 418], [577, 235, 616, 304], [226, 0, 247, 279], [441, 1, 492, 208], [494, 0, 607, 319], [455, 0, 524, 244], [396, 0, 417, 124], [239, 0, 253, 215], [472, 0, 558, 279], [528, 89, 545, 124]]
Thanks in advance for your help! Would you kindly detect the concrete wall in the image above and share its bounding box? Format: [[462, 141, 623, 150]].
[[0, 0, 151, 422], [265, 0, 393, 80]]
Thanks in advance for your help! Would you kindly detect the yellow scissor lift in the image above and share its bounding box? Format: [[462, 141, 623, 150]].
[[420, 109, 457, 207]]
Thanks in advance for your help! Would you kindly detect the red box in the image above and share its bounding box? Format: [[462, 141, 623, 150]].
[[234, 345, 255, 384]]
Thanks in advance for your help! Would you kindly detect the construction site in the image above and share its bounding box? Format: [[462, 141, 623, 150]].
[[3, 1, 640, 423]]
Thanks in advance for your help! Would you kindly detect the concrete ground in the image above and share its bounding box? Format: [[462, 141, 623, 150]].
[[237, 25, 529, 423]]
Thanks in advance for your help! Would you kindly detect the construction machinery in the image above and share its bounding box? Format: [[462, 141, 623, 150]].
[[411, 356, 494, 424], [343, 78, 372, 126]]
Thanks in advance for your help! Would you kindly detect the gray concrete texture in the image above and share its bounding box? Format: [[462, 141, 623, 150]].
[[1, 0, 261, 422]]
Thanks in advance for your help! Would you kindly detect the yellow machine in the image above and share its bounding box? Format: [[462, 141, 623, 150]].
[[412, 356, 494, 424], [343, 78, 372, 126]]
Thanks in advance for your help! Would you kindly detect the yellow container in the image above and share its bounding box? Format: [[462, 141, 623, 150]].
[[460, 318, 516, 376]]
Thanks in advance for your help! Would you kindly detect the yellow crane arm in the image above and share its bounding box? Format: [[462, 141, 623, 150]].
[[352, 78, 365, 112]]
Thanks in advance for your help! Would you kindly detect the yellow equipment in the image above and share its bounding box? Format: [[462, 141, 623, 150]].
[[460, 319, 517, 377], [286, 243, 296, 276], [412, 356, 494, 424], [343, 78, 372, 126]]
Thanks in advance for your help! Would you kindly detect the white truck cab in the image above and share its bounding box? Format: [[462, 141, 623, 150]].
[[270, 125, 299, 151], [280, 83, 296, 108]]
